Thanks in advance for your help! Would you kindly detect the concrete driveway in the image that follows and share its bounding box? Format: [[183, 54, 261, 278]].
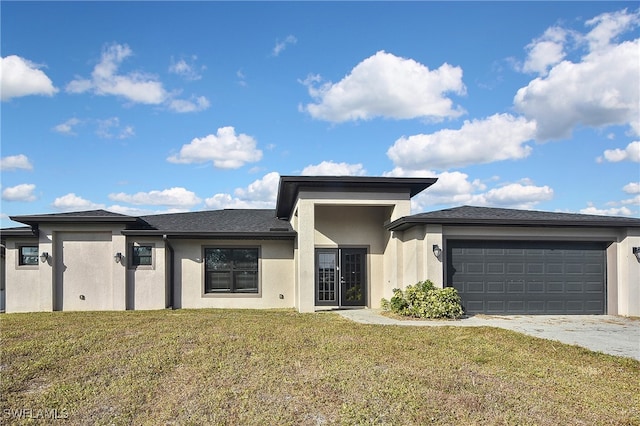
[[335, 309, 640, 361]]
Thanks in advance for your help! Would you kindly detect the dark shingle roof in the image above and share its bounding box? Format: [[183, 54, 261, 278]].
[[10, 209, 139, 226], [386, 205, 640, 231], [126, 209, 295, 239], [6, 209, 295, 240]]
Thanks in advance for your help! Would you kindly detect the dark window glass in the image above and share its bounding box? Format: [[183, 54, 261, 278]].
[[204, 248, 258, 293], [132, 246, 153, 266], [19, 246, 38, 265]]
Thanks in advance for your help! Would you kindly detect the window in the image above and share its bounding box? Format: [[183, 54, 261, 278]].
[[204, 247, 259, 294], [19, 246, 38, 266], [131, 245, 153, 267]]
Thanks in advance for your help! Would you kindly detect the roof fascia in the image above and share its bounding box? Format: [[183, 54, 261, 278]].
[[121, 230, 297, 240], [9, 215, 140, 227], [386, 217, 640, 231]]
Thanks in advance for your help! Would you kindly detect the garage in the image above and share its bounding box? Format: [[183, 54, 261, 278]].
[[446, 240, 607, 315]]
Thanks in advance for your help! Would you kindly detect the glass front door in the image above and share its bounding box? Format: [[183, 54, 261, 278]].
[[315, 248, 367, 307]]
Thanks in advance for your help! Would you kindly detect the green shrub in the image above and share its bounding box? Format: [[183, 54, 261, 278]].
[[380, 280, 463, 319]]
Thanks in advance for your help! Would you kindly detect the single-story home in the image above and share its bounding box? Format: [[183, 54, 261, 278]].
[[1, 176, 639, 316]]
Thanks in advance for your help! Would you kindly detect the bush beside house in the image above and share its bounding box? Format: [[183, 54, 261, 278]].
[[381, 280, 464, 319]]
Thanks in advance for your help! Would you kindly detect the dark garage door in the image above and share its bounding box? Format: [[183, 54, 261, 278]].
[[447, 240, 606, 315]]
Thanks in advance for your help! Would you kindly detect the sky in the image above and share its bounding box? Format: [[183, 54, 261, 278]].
[[1, 1, 639, 228]]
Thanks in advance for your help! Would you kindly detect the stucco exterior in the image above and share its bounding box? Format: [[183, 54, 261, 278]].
[[1, 176, 639, 316], [393, 224, 640, 316], [289, 190, 411, 312], [170, 238, 294, 310]]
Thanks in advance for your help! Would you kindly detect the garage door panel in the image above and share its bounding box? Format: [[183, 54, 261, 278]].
[[527, 281, 544, 293], [486, 281, 505, 293], [447, 240, 606, 315], [547, 281, 564, 293], [546, 263, 564, 274], [527, 263, 544, 274]]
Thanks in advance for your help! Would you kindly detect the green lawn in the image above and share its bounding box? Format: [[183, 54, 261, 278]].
[[1, 309, 638, 425]]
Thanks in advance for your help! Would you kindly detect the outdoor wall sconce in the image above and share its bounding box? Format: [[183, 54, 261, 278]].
[[432, 244, 442, 259], [633, 247, 640, 263], [40, 252, 49, 263], [114, 252, 123, 263]]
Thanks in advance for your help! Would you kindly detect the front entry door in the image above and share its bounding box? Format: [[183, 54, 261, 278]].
[[315, 248, 366, 307]]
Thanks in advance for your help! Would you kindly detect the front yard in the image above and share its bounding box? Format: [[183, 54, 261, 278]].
[[1, 309, 638, 425]]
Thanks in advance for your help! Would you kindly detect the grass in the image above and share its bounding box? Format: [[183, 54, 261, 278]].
[[1, 309, 639, 425]]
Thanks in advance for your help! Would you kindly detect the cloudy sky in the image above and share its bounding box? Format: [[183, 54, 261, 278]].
[[1, 2, 638, 227]]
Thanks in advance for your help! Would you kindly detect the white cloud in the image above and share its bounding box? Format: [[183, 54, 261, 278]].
[[521, 26, 568, 75], [106, 205, 189, 216], [385, 167, 486, 211], [167, 126, 263, 169], [96, 117, 135, 139], [387, 113, 536, 171], [469, 183, 554, 209], [514, 9, 640, 140], [584, 8, 640, 52], [237, 69, 248, 87], [169, 56, 204, 80], [204, 172, 280, 210], [384, 168, 554, 211], [167, 95, 210, 113], [301, 161, 366, 176], [52, 193, 105, 211], [272, 35, 297, 57], [623, 182, 640, 194], [0, 154, 33, 171], [598, 141, 640, 163], [621, 194, 640, 206], [66, 43, 209, 112], [2, 184, 37, 202], [0, 55, 58, 101], [53, 118, 82, 135], [67, 43, 167, 104], [579, 203, 633, 216], [108, 187, 202, 208], [232, 171, 281, 204], [302, 50, 466, 123]]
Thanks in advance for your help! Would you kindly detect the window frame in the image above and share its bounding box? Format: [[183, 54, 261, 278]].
[[17, 244, 39, 268], [202, 246, 261, 297], [128, 243, 155, 270]]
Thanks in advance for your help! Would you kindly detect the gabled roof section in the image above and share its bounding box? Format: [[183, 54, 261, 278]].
[[275, 176, 438, 219], [9, 209, 140, 227], [126, 209, 295, 239], [386, 205, 640, 231], [0, 226, 38, 239]]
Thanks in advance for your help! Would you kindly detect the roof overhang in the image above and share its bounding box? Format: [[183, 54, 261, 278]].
[[121, 230, 297, 240], [275, 176, 437, 219], [9, 213, 140, 227], [386, 215, 640, 232], [0, 226, 38, 239]]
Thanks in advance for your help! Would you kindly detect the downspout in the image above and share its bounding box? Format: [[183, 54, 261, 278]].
[[163, 235, 175, 309]]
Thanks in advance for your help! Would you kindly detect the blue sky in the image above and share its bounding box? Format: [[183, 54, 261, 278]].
[[1, 1, 639, 227]]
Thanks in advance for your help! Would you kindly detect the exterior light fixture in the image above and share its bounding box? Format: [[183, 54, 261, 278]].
[[114, 252, 123, 263], [633, 247, 640, 263], [432, 244, 442, 259], [40, 252, 49, 263]]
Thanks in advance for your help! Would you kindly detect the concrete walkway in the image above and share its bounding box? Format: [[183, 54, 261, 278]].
[[335, 309, 640, 361]]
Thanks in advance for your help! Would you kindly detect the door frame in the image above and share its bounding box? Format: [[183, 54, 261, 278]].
[[315, 247, 367, 308]]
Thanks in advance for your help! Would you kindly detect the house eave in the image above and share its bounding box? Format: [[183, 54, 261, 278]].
[[121, 230, 297, 240], [10, 215, 140, 227], [0, 226, 39, 239], [386, 217, 640, 232]]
